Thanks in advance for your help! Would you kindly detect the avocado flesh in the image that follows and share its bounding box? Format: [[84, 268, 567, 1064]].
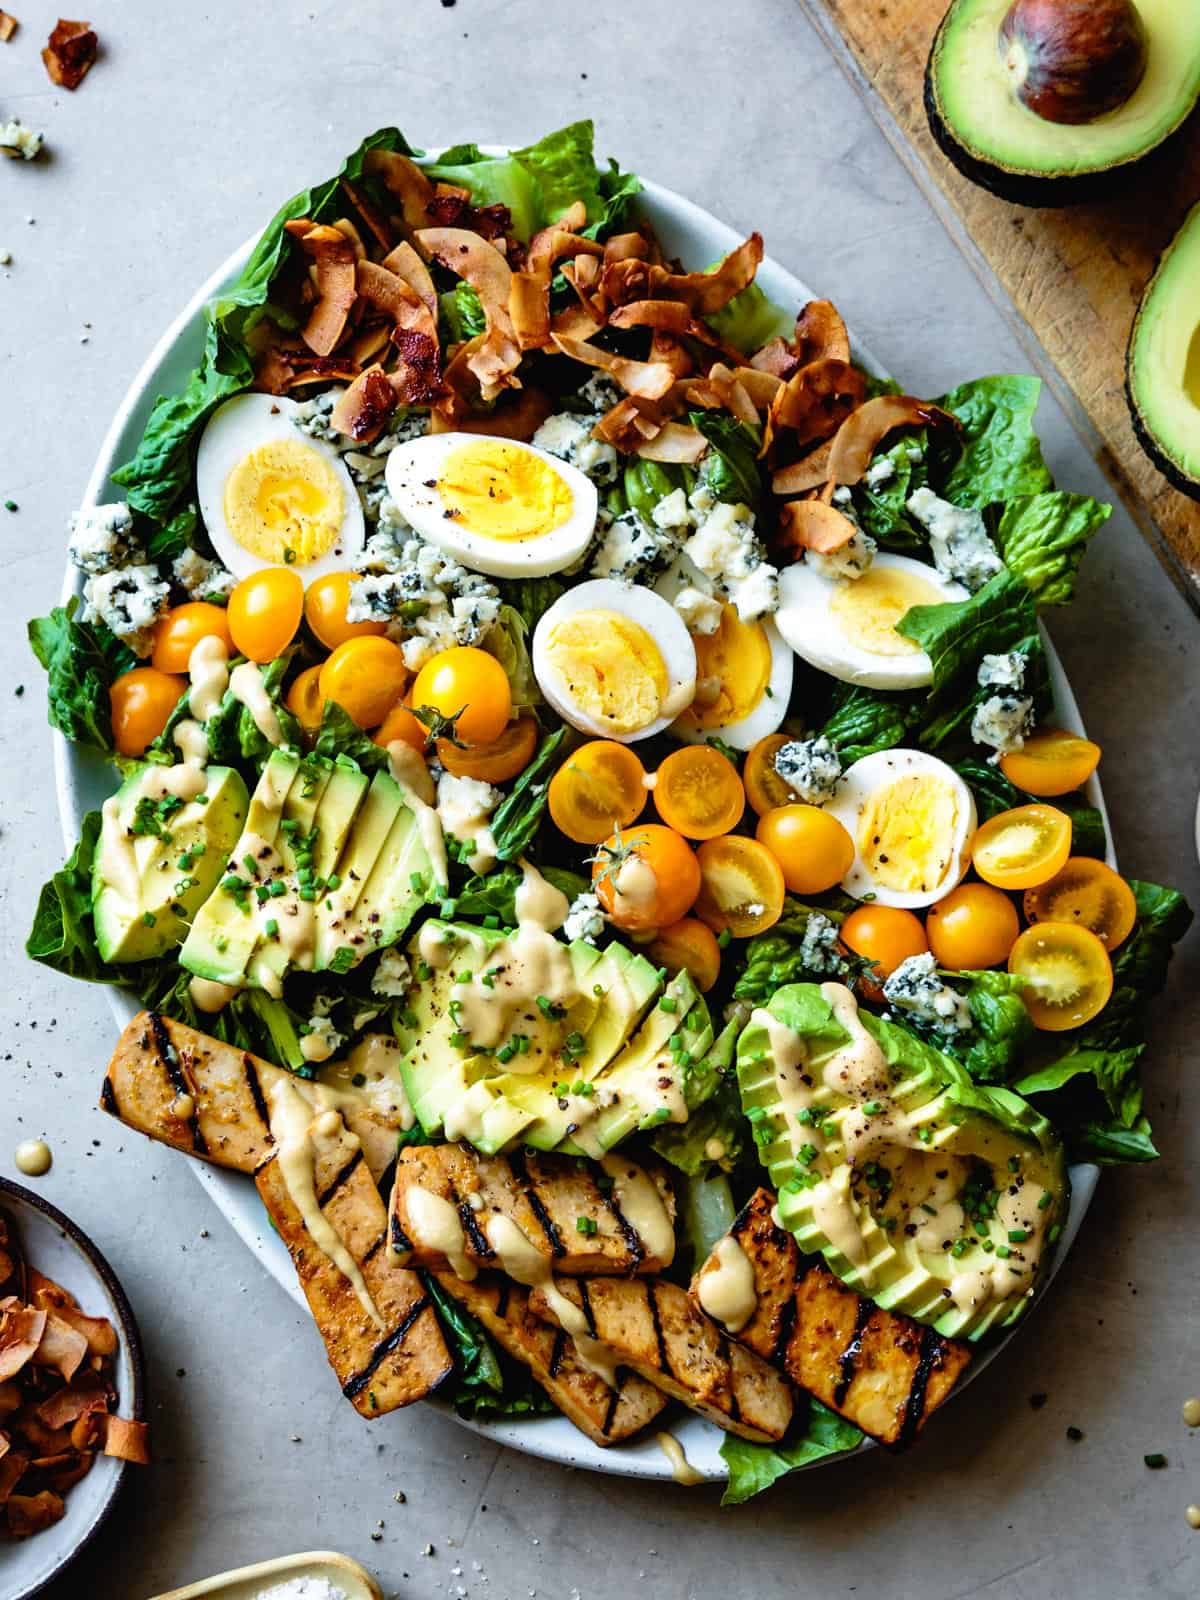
[[927, 0, 1200, 201], [1128, 200, 1200, 498], [737, 983, 1068, 1341], [91, 764, 249, 963], [397, 922, 712, 1157]]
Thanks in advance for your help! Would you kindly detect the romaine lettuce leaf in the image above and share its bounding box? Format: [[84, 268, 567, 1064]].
[[954, 759, 1107, 858], [705, 279, 792, 355], [485, 604, 540, 714], [818, 682, 924, 763], [934, 375, 1053, 508], [28, 600, 136, 753], [489, 726, 568, 861], [496, 576, 565, 632], [26, 810, 108, 981], [691, 411, 763, 513], [994, 492, 1112, 606], [650, 1072, 745, 1177], [850, 430, 930, 550], [732, 900, 861, 1005], [444, 862, 587, 925], [310, 701, 389, 773], [720, 1402, 862, 1504], [424, 1271, 554, 1419]]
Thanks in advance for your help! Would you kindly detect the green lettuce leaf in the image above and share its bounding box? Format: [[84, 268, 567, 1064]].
[[897, 567, 1039, 696], [720, 1403, 862, 1505], [425, 1271, 554, 1419], [995, 492, 1112, 606], [113, 128, 414, 523], [310, 701, 389, 773], [818, 682, 924, 763], [445, 862, 587, 925], [733, 900, 861, 1005], [650, 1070, 745, 1177], [954, 759, 1107, 857], [935, 375, 1053, 508], [624, 459, 689, 521], [691, 411, 763, 513], [496, 576, 565, 632], [705, 280, 792, 355], [439, 281, 486, 344], [490, 726, 568, 861], [28, 600, 137, 753], [484, 604, 540, 713], [851, 431, 931, 550], [918, 631, 1048, 750], [26, 810, 108, 980], [204, 655, 301, 770]]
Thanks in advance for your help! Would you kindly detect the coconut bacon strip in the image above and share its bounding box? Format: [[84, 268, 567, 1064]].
[[689, 1190, 971, 1448], [528, 1275, 794, 1443], [284, 222, 359, 358], [100, 1011, 402, 1184], [431, 1271, 667, 1447], [255, 1087, 450, 1416]]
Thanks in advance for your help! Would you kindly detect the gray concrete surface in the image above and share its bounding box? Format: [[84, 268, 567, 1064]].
[[2, 1, 1199, 1595]]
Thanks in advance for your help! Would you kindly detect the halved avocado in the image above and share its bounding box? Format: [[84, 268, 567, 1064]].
[[926, 0, 1200, 205], [1127, 201, 1200, 499]]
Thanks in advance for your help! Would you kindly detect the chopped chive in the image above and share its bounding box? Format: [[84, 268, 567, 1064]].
[[1066, 1426, 1084, 1442], [449, 1030, 469, 1049], [1144, 1453, 1168, 1470], [659, 995, 678, 1014], [1008, 1229, 1029, 1243], [862, 1100, 882, 1116], [141, 911, 156, 927], [576, 1216, 598, 1237], [995, 1245, 1011, 1259], [1038, 1192, 1052, 1210], [264, 918, 279, 938]]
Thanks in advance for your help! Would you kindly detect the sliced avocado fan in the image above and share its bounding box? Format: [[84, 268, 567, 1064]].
[[1128, 199, 1200, 500], [926, 0, 1200, 205], [737, 981, 1068, 1341]]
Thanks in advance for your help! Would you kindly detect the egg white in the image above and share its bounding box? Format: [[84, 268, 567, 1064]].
[[532, 578, 697, 743], [195, 393, 365, 582], [384, 432, 597, 579], [774, 552, 967, 691], [826, 749, 976, 909]]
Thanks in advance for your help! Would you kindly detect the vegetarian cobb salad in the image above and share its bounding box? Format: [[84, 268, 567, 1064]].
[[26, 121, 1192, 1500]]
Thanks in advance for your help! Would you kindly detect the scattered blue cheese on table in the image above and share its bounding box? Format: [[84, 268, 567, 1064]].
[[799, 911, 843, 974], [531, 411, 619, 487], [82, 564, 170, 656], [0, 120, 43, 161], [906, 486, 1002, 593], [563, 891, 607, 945], [371, 948, 413, 998], [883, 953, 973, 1035], [773, 736, 843, 804], [68, 502, 140, 575], [971, 650, 1034, 758]]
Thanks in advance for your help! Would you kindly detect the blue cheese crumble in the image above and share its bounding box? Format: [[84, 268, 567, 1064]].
[[531, 412, 619, 487], [371, 948, 412, 999], [863, 455, 896, 490], [0, 120, 43, 161], [591, 508, 671, 585], [347, 536, 500, 670], [682, 502, 778, 622], [68, 503, 140, 575], [906, 487, 1002, 593], [799, 912, 843, 975], [971, 651, 1034, 758], [563, 891, 607, 945], [774, 737, 843, 804], [82, 564, 171, 657], [806, 528, 877, 583], [172, 548, 236, 601], [883, 953, 973, 1036]]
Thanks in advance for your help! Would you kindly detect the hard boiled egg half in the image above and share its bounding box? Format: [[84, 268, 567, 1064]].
[[825, 749, 976, 909], [775, 552, 966, 691], [671, 603, 793, 751], [385, 432, 597, 578], [532, 579, 697, 743], [196, 393, 365, 581]]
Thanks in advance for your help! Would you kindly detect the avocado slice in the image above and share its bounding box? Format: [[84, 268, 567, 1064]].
[[737, 982, 1068, 1341], [1127, 199, 1200, 499], [92, 764, 249, 963], [926, 0, 1200, 205]]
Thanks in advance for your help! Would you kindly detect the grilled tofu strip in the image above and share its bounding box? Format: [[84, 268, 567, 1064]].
[[431, 1270, 668, 1446], [256, 1112, 451, 1416], [101, 1011, 401, 1180], [528, 1276, 794, 1443], [391, 1144, 675, 1276], [691, 1189, 971, 1447]]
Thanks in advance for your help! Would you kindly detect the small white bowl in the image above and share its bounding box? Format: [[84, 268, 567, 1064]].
[[148, 1549, 382, 1600], [0, 1177, 146, 1600]]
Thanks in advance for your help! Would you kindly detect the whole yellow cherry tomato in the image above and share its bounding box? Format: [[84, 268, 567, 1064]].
[[410, 647, 512, 747], [110, 667, 186, 757], [926, 883, 1021, 970], [227, 569, 304, 664], [755, 804, 855, 896], [319, 636, 408, 729], [151, 602, 232, 674]]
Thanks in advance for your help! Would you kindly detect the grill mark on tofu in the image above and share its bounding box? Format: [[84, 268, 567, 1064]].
[[770, 1292, 797, 1367], [577, 1278, 598, 1338], [645, 1281, 671, 1377], [549, 1328, 568, 1379], [524, 1184, 566, 1258], [342, 1294, 433, 1399], [601, 1384, 620, 1437], [390, 1213, 412, 1256], [100, 1076, 119, 1118], [318, 1148, 364, 1208], [834, 1297, 874, 1408], [605, 1196, 646, 1269], [899, 1326, 944, 1447], [150, 1011, 207, 1156], [361, 1232, 387, 1266], [457, 1197, 494, 1261], [243, 1055, 271, 1131]]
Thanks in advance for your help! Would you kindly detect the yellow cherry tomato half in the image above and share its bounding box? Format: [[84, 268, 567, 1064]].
[[227, 568, 304, 664], [437, 716, 538, 784], [304, 571, 388, 650], [743, 734, 797, 818], [1023, 858, 1138, 952], [592, 824, 701, 933], [319, 636, 408, 729], [926, 882, 1021, 971], [410, 646, 511, 748], [110, 666, 186, 757], [548, 741, 647, 846], [841, 906, 928, 999], [971, 804, 1072, 891], [694, 836, 786, 939], [1008, 921, 1114, 1032], [373, 701, 430, 754], [755, 804, 855, 896], [1000, 728, 1101, 799], [286, 663, 326, 736], [151, 602, 232, 675], [647, 917, 723, 994], [653, 745, 746, 841]]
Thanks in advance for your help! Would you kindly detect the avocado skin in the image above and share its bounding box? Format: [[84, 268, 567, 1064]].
[[923, 2, 1197, 208], [1125, 235, 1200, 501]]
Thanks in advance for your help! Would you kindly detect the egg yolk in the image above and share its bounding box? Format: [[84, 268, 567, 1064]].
[[437, 440, 573, 543], [543, 609, 668, 735], [857, 774, 963, 895], [830, 567, 946, 657], [679, 605, 771, 732], [224, 438, 344, 567]]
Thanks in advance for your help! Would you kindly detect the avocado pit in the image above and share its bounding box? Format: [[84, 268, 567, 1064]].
[[999, 0, 1148, 124]]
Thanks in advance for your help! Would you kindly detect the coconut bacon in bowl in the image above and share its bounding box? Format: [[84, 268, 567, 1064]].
[[27, 121, 1191, 1501]]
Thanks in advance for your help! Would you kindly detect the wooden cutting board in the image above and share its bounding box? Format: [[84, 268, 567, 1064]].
[[801, 0, 1200, 612]]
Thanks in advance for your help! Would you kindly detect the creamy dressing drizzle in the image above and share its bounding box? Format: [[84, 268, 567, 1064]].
[[514, 858, 569, 932], [189, 976, 239, 1014], [437, 783, 497, 875], [612, 855, 658, 917], [267, 1078, 384, 1329], [484, 1214, 618, 1388], [600, 1155, 675, 1266], [188, 635, 230, 722], [300, 1030, 336, 1064], [14, 1138, 52, 1177], [167, 1092, 195, 1122], [228, 660, 284, 747], [696, 1235, 757, 1333], [1183, 1397, 1200, 1429], [416, 918, 580, 1057], [386, 742, 448, 890], [317, 1034, 415, 1131], [655, 1431, 705, 1486], [404, 1186, 476, 1280]]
